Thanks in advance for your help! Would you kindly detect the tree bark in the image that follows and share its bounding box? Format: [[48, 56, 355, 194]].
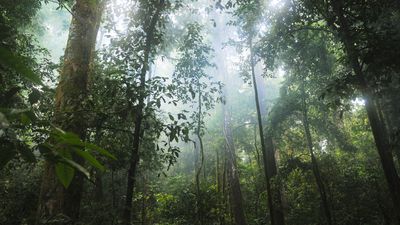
[[195, 87, 205, 225], [249, 37, 285, 225], [141, 175, 148, 225], [36, 1, 104, 224], [221, 154, 228, 225], [223, 107, 248, 225], [121, 3, 164, 225]]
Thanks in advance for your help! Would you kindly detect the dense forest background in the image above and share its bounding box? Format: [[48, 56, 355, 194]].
[[1, 0, 400, 225]]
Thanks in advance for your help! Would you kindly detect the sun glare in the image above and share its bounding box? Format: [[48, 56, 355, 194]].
[[269, 0, 285, 10]]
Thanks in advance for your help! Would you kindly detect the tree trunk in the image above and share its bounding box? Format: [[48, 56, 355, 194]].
[[300, 84, 333, 225], [121, 3, 163, 225], [328, 1, 400, 222], [264, 133, 286, 224], [216, 145, 226, 225], [249, 37, 285, 225], [141, 175, 148, 225], [223, 107, 248, 225], [221, 155, 228, 225], [111, 169, 117, 225], [36, 1, 104, 224], [195, 88, 205, 225], [93, 125, 104, 201]]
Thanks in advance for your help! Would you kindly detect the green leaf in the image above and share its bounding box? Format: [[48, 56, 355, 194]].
[[74, 149, 105, 171], [50, 126, 116, 160], [60, 131, 83, 146], [169, 114, 174, 121], [16, 142, 36, 163], [178, 113, 187, 120], [85, 142, 117, 160], [54, 148, 89, 187], [0, 143, 16, 170], [60, 156, 90, 179], [20, 113, 30, 125], [51, 127, 85, 147], [156, 98, 161, 108], [189, 88, 196, 99], [0, 47, 42, 85], [28, 88, 41, 105], [55, 162, 75, 188], [170, 129, 176, 142]]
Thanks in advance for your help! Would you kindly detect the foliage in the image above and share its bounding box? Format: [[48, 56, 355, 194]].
[[1, 0, 400, 225]]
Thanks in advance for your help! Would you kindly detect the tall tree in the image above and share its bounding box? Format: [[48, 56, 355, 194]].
[[250, 37, 285, 225], [122, 1, 165, 224], [231, 1, 286, 223], [323, 0, 400, 220], [223, 106, 248, 225], [173, 22, 223, 225], [36, 0, 105, 223], [300, 81, 333, 225]]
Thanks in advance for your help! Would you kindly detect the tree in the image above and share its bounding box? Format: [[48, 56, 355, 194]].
[[223, 106, 248, 225], [121, 1, 165, 224], [231, 1, 286, 224], [173, 22, 223, 225], [300, 81, 333, 225], [36, 0, 106, 223]]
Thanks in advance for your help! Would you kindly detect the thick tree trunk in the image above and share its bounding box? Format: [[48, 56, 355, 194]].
[[121, 3, 163, 225], [328, 1, 400, 222], [264, 133, 286, 224], [223, 107, 248, 225], [300, 84, 333, 225], [249, 38, 285, 225], [36, 1, 104, 224]]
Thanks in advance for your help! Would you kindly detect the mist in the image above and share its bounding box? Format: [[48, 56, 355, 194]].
[[1, 0, 400, 225]]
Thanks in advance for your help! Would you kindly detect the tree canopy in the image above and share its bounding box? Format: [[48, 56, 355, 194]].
[[0, 0, 399, 224]]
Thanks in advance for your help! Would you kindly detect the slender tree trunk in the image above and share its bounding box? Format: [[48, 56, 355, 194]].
[[328, 1, 400, 222], [249, 37, 285, 225], [217, 146, 226, 225], [141, 175, 147, 225], [94, 126, 104, 201], [93, 126, 105, 225], [122, 3, 163, 225], [300, 84, 333, 225], [36, 1, 104, 224], [217, 148, 221, 192], [223, 107, 248, 225], [252, 126, 262, 221], [254, 125, 262, 172], [195, 87, 205, 225], [221, 155, 228, 225], [110, 169, 117, 225]]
